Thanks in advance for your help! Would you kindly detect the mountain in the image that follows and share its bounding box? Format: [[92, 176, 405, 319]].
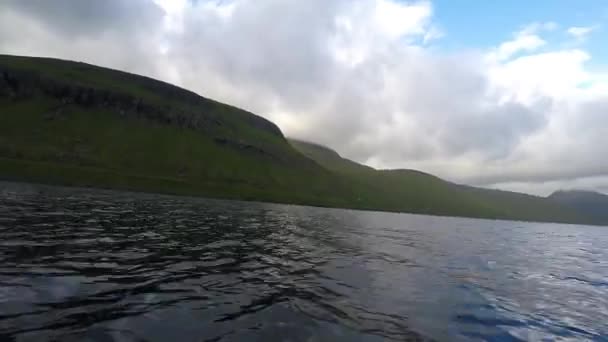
[[0, 54, 599, 225], [0, 54, 350, 206], [290, 139, 592, 224], [548, 190, 608, 224]]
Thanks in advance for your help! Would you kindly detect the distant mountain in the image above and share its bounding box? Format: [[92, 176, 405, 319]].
[[0, 54, 600, 225], [290, 139, 592, 224], [548, 190, 608, 224]]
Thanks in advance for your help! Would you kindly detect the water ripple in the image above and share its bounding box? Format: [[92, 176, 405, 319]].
[[0, 182, 607, 341]]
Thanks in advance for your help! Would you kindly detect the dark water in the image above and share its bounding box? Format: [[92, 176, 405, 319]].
[[0, 182, 607, 341]]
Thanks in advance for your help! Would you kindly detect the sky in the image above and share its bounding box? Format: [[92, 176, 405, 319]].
[[1, 0, 607, 196]]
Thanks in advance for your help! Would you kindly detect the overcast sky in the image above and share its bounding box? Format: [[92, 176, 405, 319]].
[[1, 0, 607, 195]]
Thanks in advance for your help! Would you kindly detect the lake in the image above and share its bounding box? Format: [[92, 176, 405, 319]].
[[0, 182, 606, 341]]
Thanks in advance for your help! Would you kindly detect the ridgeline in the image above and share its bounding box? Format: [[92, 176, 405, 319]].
[[0, 54, 602, 225]]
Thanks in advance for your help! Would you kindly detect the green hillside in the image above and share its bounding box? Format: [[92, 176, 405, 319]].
[[548, 190, 608, 224], [0, 54, 351, 206], [0, 54, 599, 225], [289, 139, 592, 224]]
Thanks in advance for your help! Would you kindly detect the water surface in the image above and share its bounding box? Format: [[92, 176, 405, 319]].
[[0, 182, 607, 341]]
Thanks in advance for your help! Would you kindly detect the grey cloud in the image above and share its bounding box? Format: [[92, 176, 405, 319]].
[[440, 101, 548, 159], [462, 96, 608, 186], [491, 176, 608, 197], [3, 0, 163, 37], [0, 0, 165, 76], [165, 0, 346, 113], [317, 50, 549, 165], [473, 163, 608, 186]]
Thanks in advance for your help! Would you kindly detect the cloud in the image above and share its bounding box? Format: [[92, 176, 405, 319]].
[[492, 176, 608, 197], [3, 0, 163, 39], [567, 26, 596, 41], [488, 22, 558, 61], [492, 33, 546, 61], [0, 0, 166, 75], [521, 21, 558, 34], [0, 0, 607, 195]]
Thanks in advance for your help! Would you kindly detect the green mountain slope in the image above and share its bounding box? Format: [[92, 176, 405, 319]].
[[0, 54, 352, 206], [0, 54, 599, 225], [289, 139, 593, 224], [548, 190, 608, 224]]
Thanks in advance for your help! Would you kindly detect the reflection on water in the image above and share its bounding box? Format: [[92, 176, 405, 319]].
[[0, 182, 607, 341]]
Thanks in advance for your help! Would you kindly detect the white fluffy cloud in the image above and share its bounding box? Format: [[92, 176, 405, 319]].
[[0, 0, 606, 195]]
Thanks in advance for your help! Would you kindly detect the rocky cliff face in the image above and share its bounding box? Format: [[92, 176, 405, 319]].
[[0, 61, 283, 139]]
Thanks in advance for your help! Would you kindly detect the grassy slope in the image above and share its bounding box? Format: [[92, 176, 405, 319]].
[[289, 139, 592, 224], [0, 55, 354, 207], [0, 54, 598, 225], [548, 190, 608, 224], [0, 99, 352, 205]]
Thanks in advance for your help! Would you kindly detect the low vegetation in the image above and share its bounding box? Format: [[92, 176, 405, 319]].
[[0, 54, 600, 225]]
